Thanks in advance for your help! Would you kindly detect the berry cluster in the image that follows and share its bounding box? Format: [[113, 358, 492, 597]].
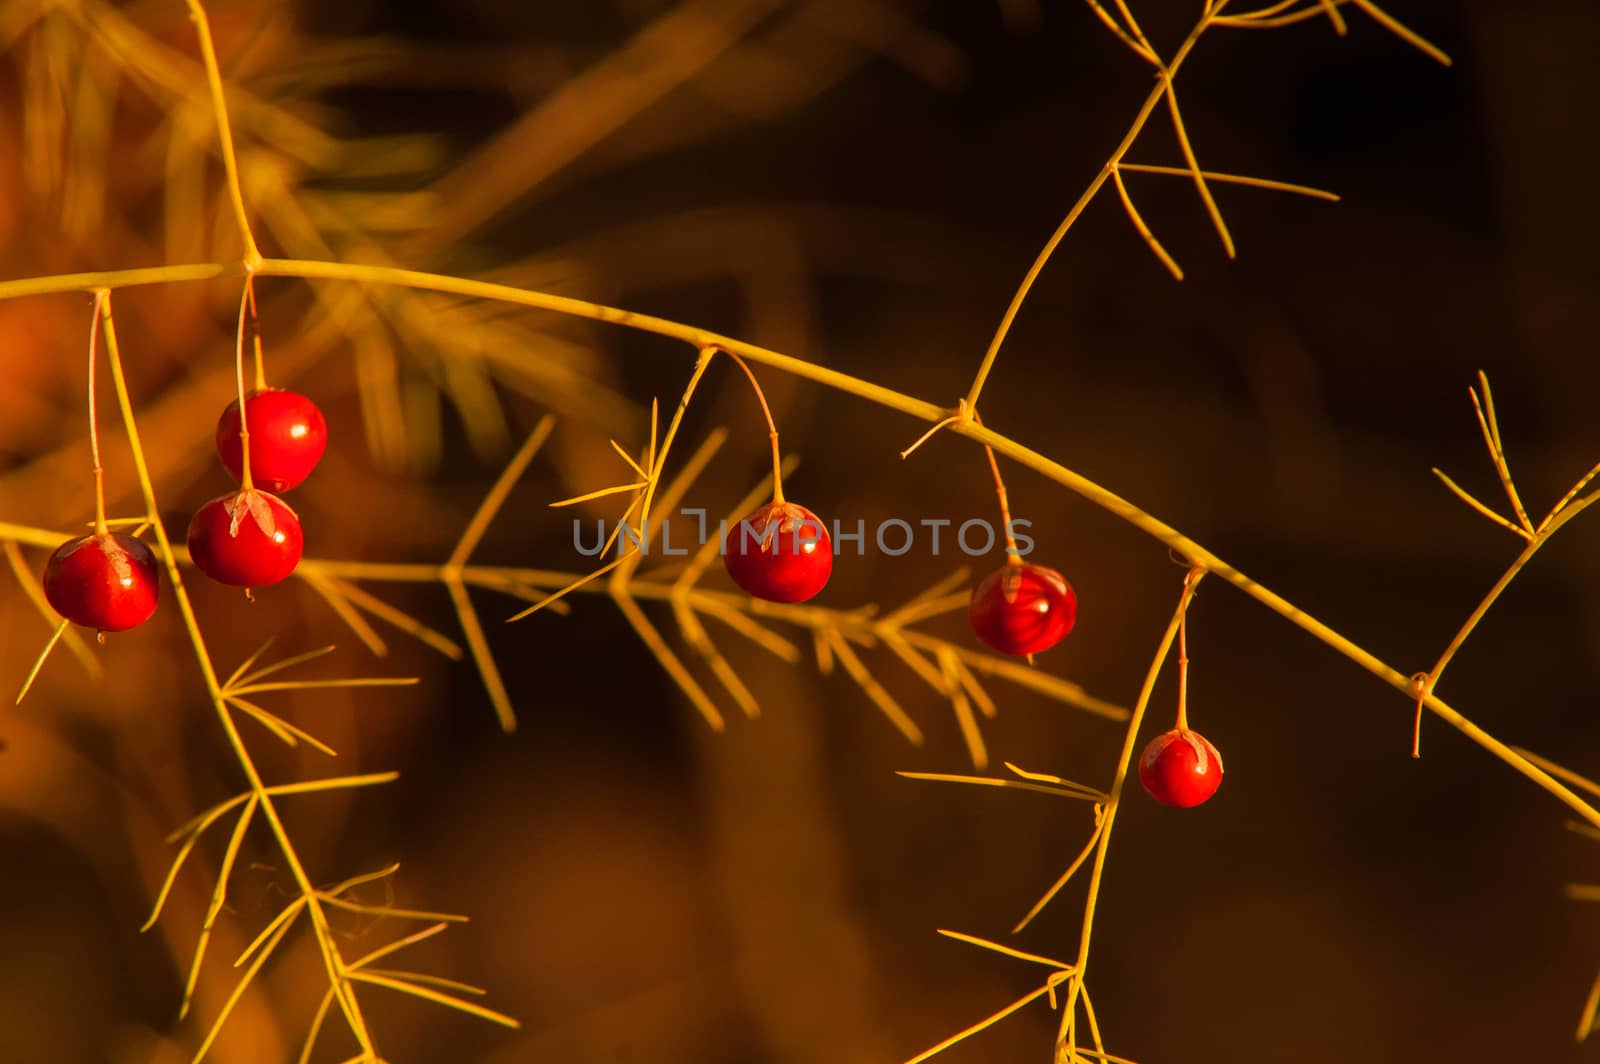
[[41, 389, 326, 637], [188, 389, 325, 592], [720, 509, 1082, 662], [713, 368, 1225, 811], [714, 351, 1081, 658]]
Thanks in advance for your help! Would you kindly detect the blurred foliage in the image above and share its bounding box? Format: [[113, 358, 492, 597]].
[[0, 1, 1598, 1063]]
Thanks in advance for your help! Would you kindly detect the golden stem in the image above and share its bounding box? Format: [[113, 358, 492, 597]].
[[979, 419, 1020, 561], [1421, 492, 1600, 714], [1059, 570, 1206, 1049], [715, 346, 786, 505], [233, 277, 256, 491], [0, 253, 1591, 826], [183, 0, 261, 264], [98, 294, 376, 1054], [962, 4, 1220, 414], [86, 290, 109, 536]]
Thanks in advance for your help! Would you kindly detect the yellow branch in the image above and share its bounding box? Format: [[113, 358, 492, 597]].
[[182, 0, 259, 264], [1056, 571, 1205, 1048], [0, 247, 1590, 825], [98, 296, 377, 1056], [961, 4, 1221, 413]]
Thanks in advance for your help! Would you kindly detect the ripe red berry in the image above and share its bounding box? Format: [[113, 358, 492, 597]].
[[216, 388, 327, 493], [187, 490, 304, 588], [1138, 728, 1224, 808], [724, 501, 832, 603], [42, 532, 160, 632], [969, 562, 1077, 656]]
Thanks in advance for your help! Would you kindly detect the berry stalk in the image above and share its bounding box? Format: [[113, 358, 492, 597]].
[[233, 277, 256, 493], [979, 417, 1021, 564], [86, 290, 109, 537], [0, 255, 1589, 830], [246, 276, 267, 391], [96, 291, 379, 1053], [1056, 567, 1207, 1050], [1176, 586, 1192, 731], [718, 346, 786, 505]]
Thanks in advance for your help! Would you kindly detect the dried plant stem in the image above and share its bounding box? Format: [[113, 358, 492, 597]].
[[1056, 570, 1205, 1050], [182, 0, 259, 264], [6, 1, 1488, 1059], [0, 252, 1593, 828], [245, 279, 266, 390], [714, 346, 787, 504], [978, 412, 1021, 561], [86, 289, 108, 534], [98, 295, 379, 1057], [1418, 489, 1600, 724], [232, 278, 256, 492], [961, 3, 1220, 414], [294, 556, 1127, 726], [1175, 590, 1192, 731]]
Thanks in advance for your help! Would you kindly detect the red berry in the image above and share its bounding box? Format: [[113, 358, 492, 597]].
[[724, 501, 832, 603], [969, 562, 1077, 656], [1138, 728, 1224, 808], [187, 489, 304, 588], [216, 388, 327, 493], [42, 532, 160, 632]]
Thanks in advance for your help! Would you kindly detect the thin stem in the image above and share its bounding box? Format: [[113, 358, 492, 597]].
[[1347, 0, 1452, 66], [0, 254, 1593, 827], [246, 276, 266, 390], [234, 277, 255, 491], [636, 347, 718, 534], [1081, 0, 1156, 62], [87, 289, 108, 535], [978, 414, 1020, 560], [962, 5, 1219, 414], [945, 420, 1600, 829], [900, 410, 965, 460], [16, 620, 70, 704], [98, 293, 376, 1055], [713, 345, 785, 504], [1060, 570, 1206, 1047], [1012, 823, 1104, 934], [183, 0, 260, 264], [1110, 164, 1184, 280], [1410, 672, 1427, 759], [1431, 467, 1532, 540], [1221, 0, 1305, 21], [1469, 374, 1535, 536], [1539, 460, 1600, 533], [1176, 588, 1191, 730], [904, 985, 1055, 1064], [1117, 162, 1339, 201], [0, 262, 238, 302], [1158, 71, 1234, 259], [1316, 0, 1349, 34], [1419, 491, 1600, 737], [1108, 0, 1156, 58]]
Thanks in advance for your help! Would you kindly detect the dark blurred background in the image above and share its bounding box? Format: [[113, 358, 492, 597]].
[[0, 1, 1598, 1061]]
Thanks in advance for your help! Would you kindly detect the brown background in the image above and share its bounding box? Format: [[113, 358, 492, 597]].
[[0, 1, 1598, 1061]]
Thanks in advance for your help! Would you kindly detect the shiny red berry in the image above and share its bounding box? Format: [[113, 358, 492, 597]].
[[42, 532, 160, 632], [724, 501, 832, 603], [969, 562, 1077, 656], [216, 388, 327, 493], [1138, 728, 1224, 808], [187, 490, 304, 588]]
